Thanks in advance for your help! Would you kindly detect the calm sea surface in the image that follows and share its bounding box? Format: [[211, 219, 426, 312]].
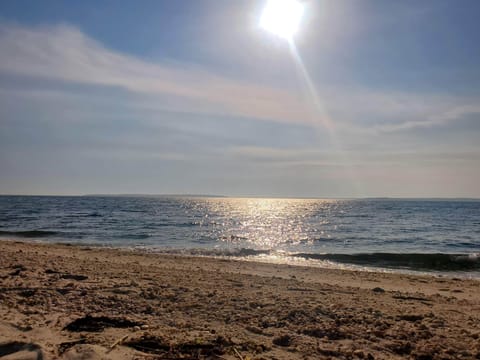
[[1, 196, 479, 276]]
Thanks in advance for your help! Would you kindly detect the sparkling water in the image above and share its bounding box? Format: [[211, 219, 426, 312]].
[[1, 196, 479, 275]]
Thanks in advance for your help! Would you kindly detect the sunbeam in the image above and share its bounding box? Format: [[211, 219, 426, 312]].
[[258, 0, 363, 196], [287, 39, 364, 197]]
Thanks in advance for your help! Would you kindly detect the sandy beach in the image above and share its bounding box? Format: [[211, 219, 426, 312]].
[[0, 240, 479, 359]]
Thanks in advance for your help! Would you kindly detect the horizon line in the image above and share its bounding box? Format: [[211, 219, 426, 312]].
[[1, 193, 479, 201]]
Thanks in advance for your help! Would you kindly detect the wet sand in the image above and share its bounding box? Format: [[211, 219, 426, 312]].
[[0, 240, 479, 359]]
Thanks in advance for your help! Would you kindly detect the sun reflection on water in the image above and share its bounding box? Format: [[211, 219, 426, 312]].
[[190, 197, 340, 251]]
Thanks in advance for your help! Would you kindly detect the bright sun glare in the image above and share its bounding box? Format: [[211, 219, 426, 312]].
[[260, 0, 304, 40]]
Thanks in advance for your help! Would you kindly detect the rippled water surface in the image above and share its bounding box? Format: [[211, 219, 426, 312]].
[[1, 196, 479, 274]]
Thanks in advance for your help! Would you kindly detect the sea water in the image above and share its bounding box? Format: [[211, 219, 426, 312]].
[[0, 196, 479, 276]]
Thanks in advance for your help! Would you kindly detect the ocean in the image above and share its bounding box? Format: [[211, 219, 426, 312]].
[[0, 195, 479, 277]]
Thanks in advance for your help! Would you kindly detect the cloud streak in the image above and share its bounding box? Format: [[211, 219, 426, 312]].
[[0, 23, 478, 132], [230, 145, 480, 167], [0, 24, 312, 124]]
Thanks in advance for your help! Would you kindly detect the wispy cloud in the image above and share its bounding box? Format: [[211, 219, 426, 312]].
[[0, 24, 312, 124], [230, 145, 480, 167], [0, 23, 479, 132], [374, 104, 480, 132]]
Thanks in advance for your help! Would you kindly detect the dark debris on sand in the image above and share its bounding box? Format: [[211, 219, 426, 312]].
[[64, 315, 142, 332]]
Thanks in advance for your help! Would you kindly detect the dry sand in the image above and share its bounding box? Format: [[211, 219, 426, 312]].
[[0, 240, 479, 359]]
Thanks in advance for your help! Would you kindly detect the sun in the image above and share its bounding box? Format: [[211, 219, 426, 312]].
[[260, 0, 304, 40]]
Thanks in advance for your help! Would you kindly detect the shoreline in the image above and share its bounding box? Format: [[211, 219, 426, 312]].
[[2, 237, 479, 281], [1, 240, 479, 359]]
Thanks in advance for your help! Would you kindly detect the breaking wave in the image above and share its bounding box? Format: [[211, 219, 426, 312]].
[[151, 247, 480, 272], [293, 252, 480, 271], [0, 230, 60, 238]]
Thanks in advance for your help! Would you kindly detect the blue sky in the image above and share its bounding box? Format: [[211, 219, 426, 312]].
[[0, 0, 479, 197]]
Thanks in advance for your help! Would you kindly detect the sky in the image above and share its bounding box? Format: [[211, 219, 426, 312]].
[[0, 0, 479, 198]]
